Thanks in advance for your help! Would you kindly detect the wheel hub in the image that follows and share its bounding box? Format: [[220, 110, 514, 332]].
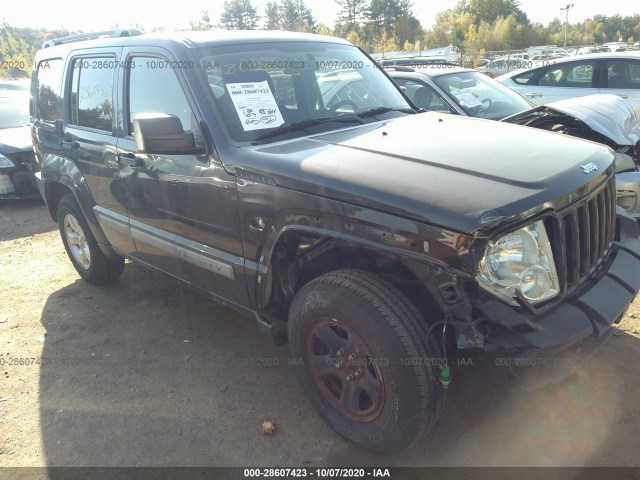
[[335, 350, 363, 380], [306, 318, 385, 422], [63, 213, 91, 270]]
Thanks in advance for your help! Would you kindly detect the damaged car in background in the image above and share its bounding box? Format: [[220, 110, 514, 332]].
[[503, 95, 640, 219], [0, 82, 41, 199], [386, 66, 640, 218]]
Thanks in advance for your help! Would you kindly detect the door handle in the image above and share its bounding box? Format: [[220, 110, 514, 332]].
[[116, 153, 144, 167], [59, 139, 79, 149], [525, 92, 544, 98]]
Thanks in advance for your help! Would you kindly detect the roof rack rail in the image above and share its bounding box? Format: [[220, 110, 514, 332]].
[[383, 65, 416, 72], [42, 29, 143, 48]]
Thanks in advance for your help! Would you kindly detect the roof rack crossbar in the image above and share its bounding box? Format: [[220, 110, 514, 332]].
[[43, 29, 142, 48]]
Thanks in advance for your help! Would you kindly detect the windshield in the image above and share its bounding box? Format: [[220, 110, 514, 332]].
[[197, 41, 411, 143], [0, 92, 30, 129], [432, 71, 533, 120]]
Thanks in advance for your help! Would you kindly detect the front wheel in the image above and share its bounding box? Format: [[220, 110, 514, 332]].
[[57, 193, 124, 285], [288, 269, 444, 452]]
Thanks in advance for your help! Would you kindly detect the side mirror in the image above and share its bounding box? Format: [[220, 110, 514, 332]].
[[133, 113, 203, 155]]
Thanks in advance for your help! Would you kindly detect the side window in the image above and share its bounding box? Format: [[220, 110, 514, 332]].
[[34, 58, 63, 123], [537, 61, 595, 88], [607, 60, 640, 89], [69, 57, 115, 132], [512, 68, 540, 85], [394, 79, 453, 113], [127, 57, 196, 137]]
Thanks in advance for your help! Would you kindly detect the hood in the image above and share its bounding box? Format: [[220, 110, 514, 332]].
[[0, 126, 32, 154], [504, 94, 640, 147], [239, 113, 614, 234]]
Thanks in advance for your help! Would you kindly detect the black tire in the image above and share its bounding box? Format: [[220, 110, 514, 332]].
[[288, 268, 444, 453], [57, 193, 124, 285]]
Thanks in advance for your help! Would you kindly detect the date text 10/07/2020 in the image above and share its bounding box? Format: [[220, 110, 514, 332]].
[[244, 468, 392, 478]]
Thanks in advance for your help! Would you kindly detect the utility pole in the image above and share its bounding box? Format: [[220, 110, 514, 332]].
[[560, 3, 574, 48]]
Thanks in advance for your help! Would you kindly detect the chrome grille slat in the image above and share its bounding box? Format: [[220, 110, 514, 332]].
[[603, 187, 611, 248], [607, 181, 617, 244], [578, 204, 590, 277], [597, 193, 606, 258], [564, 212, 580, 286], [589, 198, 599, 266]]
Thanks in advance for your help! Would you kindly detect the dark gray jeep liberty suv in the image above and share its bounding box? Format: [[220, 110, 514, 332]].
[[32, 29, 640, 452]]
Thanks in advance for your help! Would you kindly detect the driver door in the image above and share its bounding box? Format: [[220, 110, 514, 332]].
[[115, 49, 248, 306]]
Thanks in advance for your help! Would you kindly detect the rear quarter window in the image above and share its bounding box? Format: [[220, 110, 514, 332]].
[[69, 57, 115, 132], [34, 58, 63, 123]]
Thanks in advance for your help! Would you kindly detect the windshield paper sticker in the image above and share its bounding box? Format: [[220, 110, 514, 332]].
[[450, 89, 483, 108], [226, 81, 285, 131]]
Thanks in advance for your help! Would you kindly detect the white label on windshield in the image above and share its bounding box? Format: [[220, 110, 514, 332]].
[[226, 81, 285, 131], [451, 89, 483, 108]]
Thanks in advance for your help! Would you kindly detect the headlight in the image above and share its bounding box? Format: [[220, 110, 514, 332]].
[[0, 154, 15, 169], [477, 220, 559, 305]]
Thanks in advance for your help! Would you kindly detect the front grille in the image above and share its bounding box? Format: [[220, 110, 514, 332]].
[[547, 178, 617, 295]]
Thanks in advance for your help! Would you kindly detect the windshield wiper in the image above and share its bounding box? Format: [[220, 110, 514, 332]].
[[356, 106, 415, 118], [253, 116, 362, 142], [253, 107, 413, 143]]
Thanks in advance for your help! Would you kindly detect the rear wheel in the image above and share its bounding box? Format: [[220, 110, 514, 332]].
[[288, 269, 444, 452], [57, 193, 124, 285]]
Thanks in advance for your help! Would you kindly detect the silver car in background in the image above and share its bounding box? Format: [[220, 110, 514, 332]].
[[496, 52, 640, 117]]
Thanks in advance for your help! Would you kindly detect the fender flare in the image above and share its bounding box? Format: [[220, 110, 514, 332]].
[[41, 155, 110, 246], [252, 209, 473, 314]]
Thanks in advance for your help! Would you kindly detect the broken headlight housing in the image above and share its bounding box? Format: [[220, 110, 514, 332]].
[[477, 220, 559, 306]]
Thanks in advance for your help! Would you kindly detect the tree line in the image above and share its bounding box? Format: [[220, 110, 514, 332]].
[[428, 0, 640, 58], [197, 0, 640, 54], [0, 23, 80, 78], [2, 0, 640, 78]]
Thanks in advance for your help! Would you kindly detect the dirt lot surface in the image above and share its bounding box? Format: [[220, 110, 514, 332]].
[[1, 199, 640, 468]]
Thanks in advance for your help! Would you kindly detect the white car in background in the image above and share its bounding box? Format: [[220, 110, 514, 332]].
[[497, 52, 640, 117]]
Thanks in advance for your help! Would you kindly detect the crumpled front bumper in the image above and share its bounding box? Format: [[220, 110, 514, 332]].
[[476, 208, 640, 359]]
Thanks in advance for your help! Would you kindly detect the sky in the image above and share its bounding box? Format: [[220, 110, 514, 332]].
[[2, 0, 638, 33]]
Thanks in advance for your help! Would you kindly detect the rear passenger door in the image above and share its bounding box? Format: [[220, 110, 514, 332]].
[[63, 50, 137, 256], [115, 48, 248, 306], [513, 59, 599, 105]]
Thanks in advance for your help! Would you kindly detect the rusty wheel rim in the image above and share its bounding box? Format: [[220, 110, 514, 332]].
[[305, 318, 385, 422]]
